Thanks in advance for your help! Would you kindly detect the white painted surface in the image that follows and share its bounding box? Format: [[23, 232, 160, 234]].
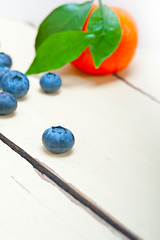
[[0, 17, 160, 240], [0, 141, 120, 240], [118, 48, 160, 102]]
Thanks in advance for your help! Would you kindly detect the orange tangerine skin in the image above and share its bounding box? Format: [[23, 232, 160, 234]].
[[71, 5, 138, 75]]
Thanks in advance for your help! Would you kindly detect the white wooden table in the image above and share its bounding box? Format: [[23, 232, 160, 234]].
[[0, 17, 160, 240]]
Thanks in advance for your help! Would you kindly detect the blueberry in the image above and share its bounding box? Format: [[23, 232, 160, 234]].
[[0, 91, 17, 115], [42, 126, 75, 154], [40, 73, 62, 93], [1, 70, 30, 99], [0, 53, 12, 68], [0, 66, 9, 89]]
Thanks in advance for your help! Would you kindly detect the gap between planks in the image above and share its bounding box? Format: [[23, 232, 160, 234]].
[[114, 74, 160, 104], [0, 132, 142, 240]]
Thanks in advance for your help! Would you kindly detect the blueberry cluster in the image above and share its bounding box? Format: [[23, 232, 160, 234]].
[[0, 52, 30, 115], [0, 52, 75, 154]]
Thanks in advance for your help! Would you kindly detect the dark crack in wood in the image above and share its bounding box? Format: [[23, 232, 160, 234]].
[[0, 132, 141, 240], [114, 74, 160, 104]]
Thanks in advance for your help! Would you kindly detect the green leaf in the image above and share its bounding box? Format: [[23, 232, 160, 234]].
[[88, 5, 121, 68], [35, 1, 93, 51], [26, 31, 95, 75]]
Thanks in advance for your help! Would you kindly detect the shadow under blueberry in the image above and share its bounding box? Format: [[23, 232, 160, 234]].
[[42, 145, 74, 158], [17, 94, 29, 102], [0, 111, 17, 118], [38, 88, 61, 96]]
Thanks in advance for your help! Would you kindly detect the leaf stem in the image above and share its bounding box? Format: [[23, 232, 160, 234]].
[[99, 0, 105, 34]]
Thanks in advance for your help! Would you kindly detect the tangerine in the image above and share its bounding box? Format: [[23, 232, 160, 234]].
[[71, 5, 138, 75]]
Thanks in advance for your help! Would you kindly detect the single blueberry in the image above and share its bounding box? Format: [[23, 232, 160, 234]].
[[0, 91, 17, 115], [0, 52, 12, 68], [42, 126, 75, 154], [1, 70, 30, 99], [40, 73, 62, 93], [0, 66, 9, 89]]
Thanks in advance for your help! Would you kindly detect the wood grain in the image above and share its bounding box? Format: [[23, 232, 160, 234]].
[[0, 141, 122, 240], [117, 48, 160, 103], [0, 17, 160, 240], [0, 133, 141, 240]]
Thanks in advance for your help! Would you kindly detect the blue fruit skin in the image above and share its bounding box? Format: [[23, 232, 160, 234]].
[[0, 91, 17, 115], [42, 126, 75, 154], [0, 66, 9, 89], [1, 70, 30, 99], [40, 73, 62, 93], [0, 53, 12, 68]]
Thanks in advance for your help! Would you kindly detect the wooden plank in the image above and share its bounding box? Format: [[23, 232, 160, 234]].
[[0, 17, 160, 240], [0, 141, 121, 240], [1, 72, 159, 240], [117, 48, 160, 102], [0, 133, 141, 240]]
